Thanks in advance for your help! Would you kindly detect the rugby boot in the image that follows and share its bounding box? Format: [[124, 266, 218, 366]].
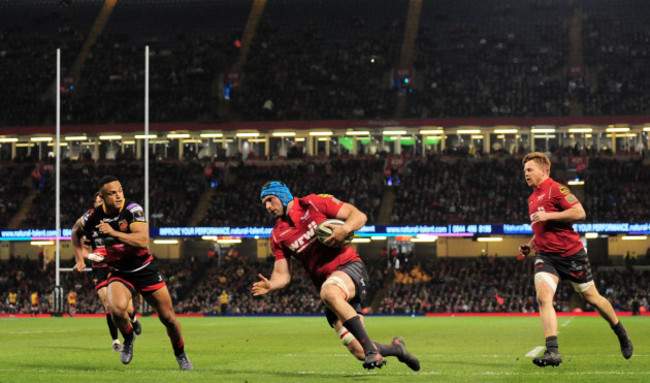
[[619, 335, 633, 359], [393, 337, 420, 371], [176, 353, 194, 370], [363, 352, 386, 370], [121, 335, 135, 364], [532, 350, 562, 367]]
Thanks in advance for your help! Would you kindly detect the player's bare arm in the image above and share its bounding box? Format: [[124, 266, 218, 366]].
[[323, 203, 367, 246], [252, 258, 291, 296], [71, 219, 88, 272], [531, 203, 586, 224], [96, 220, 150, 248]]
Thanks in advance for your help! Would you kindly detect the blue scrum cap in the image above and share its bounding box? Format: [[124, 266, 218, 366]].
[[260, 181, 293, 207]]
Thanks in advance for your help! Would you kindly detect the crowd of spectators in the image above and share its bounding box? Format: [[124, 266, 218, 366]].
[[231, 0, 404, 121], [0, 252, 200, 316], [0, 164, 32, 228], [3, 0, 649, 127], [3, 251, 648, 316], [199, 156, 385, 227], [409, 0, 570, 119], [14, 159, 206, 229], [3, 149, 649, 230], [378, 255, 650, 315], [581, 0, 650, 116]]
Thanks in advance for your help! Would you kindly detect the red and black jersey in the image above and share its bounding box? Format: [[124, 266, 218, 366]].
[[270, 194, 361, 288], [528, 177, 583, 257], [80, 199, 152, 271]]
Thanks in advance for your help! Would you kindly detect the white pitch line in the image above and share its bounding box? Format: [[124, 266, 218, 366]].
[[561, 316, 575, 327], [525, 346, 544, 357], [525, 316, 575, 357]]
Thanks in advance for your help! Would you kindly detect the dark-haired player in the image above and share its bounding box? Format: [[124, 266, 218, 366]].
[[253, 181, 420, 371], [72, 176, 192, 370], [75, 192, 141, 352], [520, 152, 633, 367]]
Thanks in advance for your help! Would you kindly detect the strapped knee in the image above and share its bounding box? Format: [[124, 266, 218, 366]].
[[337, 326, 356, 346], [322, 276, 350, 300], [534, 272, 558, 293]]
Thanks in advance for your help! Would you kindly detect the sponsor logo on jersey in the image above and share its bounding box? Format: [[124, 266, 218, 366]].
[[565, 194, 578, 204], [119, 219, 128, 231], [559, 186, 571, 195], [288, 221, 318, 253]]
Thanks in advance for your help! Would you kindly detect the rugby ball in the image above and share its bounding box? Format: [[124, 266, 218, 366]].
[[316, 219, 354, 247]]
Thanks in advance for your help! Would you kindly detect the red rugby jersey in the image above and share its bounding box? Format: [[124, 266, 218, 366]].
[[528, 177, 583, 257], [269, 194, 360, 288]]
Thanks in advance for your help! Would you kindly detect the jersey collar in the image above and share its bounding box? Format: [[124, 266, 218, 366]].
[[535, 177, 554, 191], [102, 199, 126, 215]]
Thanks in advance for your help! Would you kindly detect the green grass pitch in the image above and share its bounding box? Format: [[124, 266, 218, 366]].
[[0, 315, 648, 382]]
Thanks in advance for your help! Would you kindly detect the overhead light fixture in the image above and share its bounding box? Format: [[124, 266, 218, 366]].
[[31, 241, 54, 246], [644, 126, 650, 132], [317, 137, 329, 142], [531, 127, 556, 133], [202, 236, 218, 241], [477, 237, 503, 242], [247, 138, 267, 143], [370, 236, 387, 241], [295, 137, 306, 142], [15, 143, 32, 147], [153, 239, 178, 244], [46, 142, 68, 147], [0, 137, 18, 143], [236, 132, 260, 138], [457, 129, 481, 134], [167, 133, 191, 139], [31, 137, 53, 142], [346, 130, 371, 136], [218, 238, 242, 244], [420, 129, 444, 134], [621, 235, 647, 241], [309, 131, 333, 136], [606, 127, 630, 133], [272, 132, 296, 137], [568, 128, 592, 133], [200, 133, 223, 138], [64, 135, 87, 141], [472, 135, 484, 139], [585, 232, 599, 239], [351, 238, 371, 243], [135, 134, 157, 139], [494, 129, 518, 134], [410, 234, 439, 243], [99, 135, 122, 140], [123, 140, 136, 145], [568, 180, 584, 185], [383, 130, 407, 135]]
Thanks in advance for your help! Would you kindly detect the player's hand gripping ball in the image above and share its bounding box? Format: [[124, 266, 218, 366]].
[[316, 219, 353, 247]]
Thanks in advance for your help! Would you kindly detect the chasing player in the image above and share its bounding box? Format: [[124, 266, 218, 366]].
[[72, 176, 192, 370], [520, 152, 633, 367], [77, 191, 141, 351], [253, 181, 420, 371]]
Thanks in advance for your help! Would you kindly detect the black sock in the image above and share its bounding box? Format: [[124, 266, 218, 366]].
[[106, 313, 118, 341], [546, 336, 559, 353], [172, 339, 185, 357], [373, 341, 400, 357], [122, 324, 134, 342], [611, 321, 628, 339], [342, 316, 376, 356]]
